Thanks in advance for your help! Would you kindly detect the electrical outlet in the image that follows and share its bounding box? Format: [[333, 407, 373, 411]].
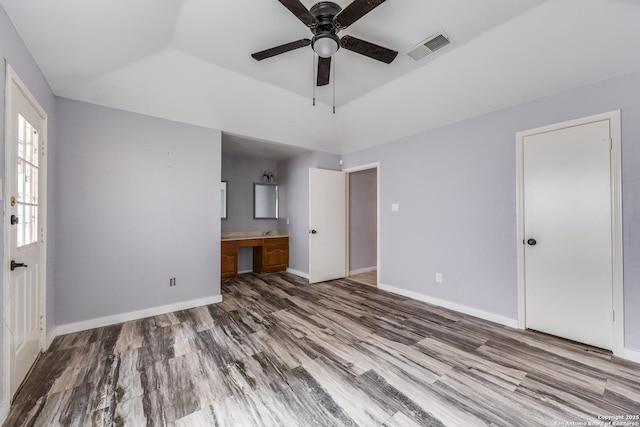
[[435, 273, 443, 284], [170, 277, 176, 287]]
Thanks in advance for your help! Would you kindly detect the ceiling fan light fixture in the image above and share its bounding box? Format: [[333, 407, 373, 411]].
[[312, 33, 339, 58]]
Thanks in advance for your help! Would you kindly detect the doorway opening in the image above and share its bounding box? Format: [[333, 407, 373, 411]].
[[345, 163, 379, 287]]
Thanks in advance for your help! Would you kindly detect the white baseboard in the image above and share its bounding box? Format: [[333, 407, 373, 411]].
[[55, 295, 222, 336], [349, 266, 377, 276], [623, 348, 640, 364], [378, 283, 518, 328], [286, 268, 309, 280], [46, 326, 58, 349]]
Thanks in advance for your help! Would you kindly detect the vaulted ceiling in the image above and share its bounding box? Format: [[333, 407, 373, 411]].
[[3, 0, 640, 155]]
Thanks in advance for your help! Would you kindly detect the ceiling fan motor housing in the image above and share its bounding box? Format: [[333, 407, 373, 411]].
[[310, 2, 342, 57]]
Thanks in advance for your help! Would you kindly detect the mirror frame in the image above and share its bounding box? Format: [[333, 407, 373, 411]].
[[253, 183, 278, 219], [221, 181, 227, 219]]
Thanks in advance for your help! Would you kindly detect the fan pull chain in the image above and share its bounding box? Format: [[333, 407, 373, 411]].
[[332, 55, 336, 114], [312, 53, 316, 107]]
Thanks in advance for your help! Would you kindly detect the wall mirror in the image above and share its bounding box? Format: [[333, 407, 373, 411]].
[[221, 181, 227, 219], [254, 183, 278, 219]]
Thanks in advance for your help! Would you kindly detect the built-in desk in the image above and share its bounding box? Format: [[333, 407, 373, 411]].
[[221, 231, 289, 278]]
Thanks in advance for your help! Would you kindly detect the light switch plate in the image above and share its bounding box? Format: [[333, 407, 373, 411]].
[[391, 203, 399, 212]]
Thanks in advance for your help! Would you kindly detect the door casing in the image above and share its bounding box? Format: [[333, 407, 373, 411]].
[[515, 110, 623, 356], [3, 63, 48, 401]]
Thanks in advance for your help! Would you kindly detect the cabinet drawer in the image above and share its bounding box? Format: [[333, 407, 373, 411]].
[[237, 238, 264, 248], [221, 240, 238, 250], [264, 237, 288, 247]]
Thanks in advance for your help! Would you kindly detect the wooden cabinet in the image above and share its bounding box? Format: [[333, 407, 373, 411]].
[[254, 237, 289, 273], [221, 236, 289, 278], [221, 240, 238, 278]]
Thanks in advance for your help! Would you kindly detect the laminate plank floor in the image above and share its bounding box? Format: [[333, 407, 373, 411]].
[[348, 270, 377, 287], [5, 272, 640, 426]]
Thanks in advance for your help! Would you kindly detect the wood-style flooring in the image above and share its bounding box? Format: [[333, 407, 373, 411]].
[[5, 272, 640, 426], [349, 270, 377, 287]]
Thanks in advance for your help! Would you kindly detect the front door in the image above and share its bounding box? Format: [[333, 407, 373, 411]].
[[309, 168, 346, 284], [523, 118, 613, 350], [5, 67, 47, 399]]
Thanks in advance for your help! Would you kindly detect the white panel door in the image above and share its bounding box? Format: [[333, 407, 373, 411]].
[[5, 70, 46, 399], [523, 119, 612, 350], [309, 168, 346, 284]]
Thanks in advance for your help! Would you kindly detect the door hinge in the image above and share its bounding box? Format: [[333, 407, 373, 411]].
[[612, 310, 615, 322], [39, 315, 44, 331], [609, 138, 613, 151], [41, 140, 46, 156], [40, 227, 44, 243]]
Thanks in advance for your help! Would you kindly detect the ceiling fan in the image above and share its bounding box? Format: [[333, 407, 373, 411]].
[[251, 0, 398, 87]]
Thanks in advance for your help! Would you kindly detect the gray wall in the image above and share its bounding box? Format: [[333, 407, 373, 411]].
[[277, 151, 340, 275], [55, 98, 221, 325], [343, 70, 640, 352], [221, 156, 278, 232], [0, 5, 57, 406], [349, 168, 377, 272], [221, 155, 278, 271]]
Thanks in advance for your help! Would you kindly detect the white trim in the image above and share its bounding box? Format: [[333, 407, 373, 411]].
[[3, 63, 49, 403], [286, 268, 309, 280], [515, 110, 624, 357], [379, 283, 518, 328], [237, 269, 253, 275], [349, 266, 377, 276], [46, 326, 57, 350], [343, 162, 380, 287], [623, 349, 640, 364], [55, 295, 222, 336]]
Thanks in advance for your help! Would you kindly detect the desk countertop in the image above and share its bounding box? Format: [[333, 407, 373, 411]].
[[221, 230, 289, 241]]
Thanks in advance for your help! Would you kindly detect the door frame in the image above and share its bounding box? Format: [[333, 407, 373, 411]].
[[3, 64, 48, 400], [515, 110, 623, 356], [344, 162, 380, 286]]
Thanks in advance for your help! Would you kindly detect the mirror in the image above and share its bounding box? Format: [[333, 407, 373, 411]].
[[254, 183, 278, 219], [221, 181, 227, 219]]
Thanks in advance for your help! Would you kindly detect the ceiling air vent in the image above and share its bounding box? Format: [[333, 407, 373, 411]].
[[407, 32, 452, 62]]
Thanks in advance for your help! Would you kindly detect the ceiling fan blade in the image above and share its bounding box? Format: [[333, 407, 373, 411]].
[[251, 39, 311, 61], [317, 56, 331, 86], [334, 0, 386, 29], [278, 0, 317, 27], [341, 35, 398, 64]]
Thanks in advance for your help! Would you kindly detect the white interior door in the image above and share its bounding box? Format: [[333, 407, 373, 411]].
[[5, 67, 46, 399], [309, 168, 346, 284], [523, 119, 612, 350]]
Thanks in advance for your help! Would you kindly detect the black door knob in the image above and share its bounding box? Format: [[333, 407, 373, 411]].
[[527, 238, 537, 246], [310, 229, 317, 234], [10, 215, 19, 225]]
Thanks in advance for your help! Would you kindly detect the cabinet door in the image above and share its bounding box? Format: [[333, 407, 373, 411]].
[[221, 241, 238, 278], [261, 237, 289, 272], [264, 244, 288, 271]]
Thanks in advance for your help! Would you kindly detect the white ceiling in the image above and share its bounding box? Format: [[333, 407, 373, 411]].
[[3, 0, 640, 155]]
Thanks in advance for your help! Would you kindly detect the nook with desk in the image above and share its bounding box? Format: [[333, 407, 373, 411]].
[[221, 231, 289, 278]]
